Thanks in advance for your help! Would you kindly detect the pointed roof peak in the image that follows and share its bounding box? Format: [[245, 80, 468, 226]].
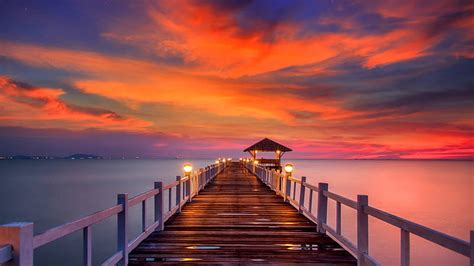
[[244, 138, 292, 152]]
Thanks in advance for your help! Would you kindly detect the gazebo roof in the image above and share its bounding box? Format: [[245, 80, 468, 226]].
[[244, 138, 292, 152]]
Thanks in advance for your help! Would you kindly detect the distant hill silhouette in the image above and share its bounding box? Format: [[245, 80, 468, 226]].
[[0, 154, 103, 160]]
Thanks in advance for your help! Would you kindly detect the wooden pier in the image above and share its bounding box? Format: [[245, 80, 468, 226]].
[[128, 162, 355, 264], [0, 158, 473, 266]]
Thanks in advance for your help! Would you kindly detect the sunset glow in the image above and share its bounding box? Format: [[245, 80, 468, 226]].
[[0, 0, 473, 159]]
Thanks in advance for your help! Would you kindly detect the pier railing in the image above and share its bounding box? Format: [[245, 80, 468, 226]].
[[0, 160, 229, 266], [244, 160, 474, 266]]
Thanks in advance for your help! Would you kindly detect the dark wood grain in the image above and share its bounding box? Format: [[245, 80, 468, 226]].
[[129, 162, 356, 265]]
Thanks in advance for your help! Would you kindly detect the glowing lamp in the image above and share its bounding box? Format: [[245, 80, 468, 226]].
[[253, 160, 259, 165], [215, 160, 219, 164], [227, 158, 231, 161], [284, 163, 294, 174], [183, 163, 193, 174], [276, 150, 281, 154]]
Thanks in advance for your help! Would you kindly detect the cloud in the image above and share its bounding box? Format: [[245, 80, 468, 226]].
[[0, 0, 473, 159], [96, 0, 474, 75], [0, 76, 151, 130]]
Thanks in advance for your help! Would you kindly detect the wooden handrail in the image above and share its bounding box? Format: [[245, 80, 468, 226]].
[[324, 190, 357, 209], [287, 176, 301, 184], [302, 181, 318, 191], [128, 188, 160, 207], [244, 160, 473, 266], [365, 206, 470, 256], [33, 204, 123, 248]]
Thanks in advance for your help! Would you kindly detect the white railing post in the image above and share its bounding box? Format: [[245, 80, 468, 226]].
[[284, 176, 290, 202], [401, 229, 410, 266], [117, 193, 128, 266], [176, 176, 181, 213], [0, 222, 33, 266], [154, 182, 164, 231], [299, 176, 306, 213], [83, 226, 92, 266], [199, 168, 204, 192], [357, 195, 369, 266], [186, 175, 191, 202], [317, 183, 328, 233]]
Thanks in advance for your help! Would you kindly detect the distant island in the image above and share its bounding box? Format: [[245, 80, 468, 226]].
[[0, 154, 103, 160]]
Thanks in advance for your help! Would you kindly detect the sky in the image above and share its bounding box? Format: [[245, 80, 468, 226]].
[[0, 0, 473, 159]]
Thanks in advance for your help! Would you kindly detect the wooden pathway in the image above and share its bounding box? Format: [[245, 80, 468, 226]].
[[129, 162, 356, 264]]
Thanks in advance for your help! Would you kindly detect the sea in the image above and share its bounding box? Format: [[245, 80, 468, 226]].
[[0, 159, 472, 265]]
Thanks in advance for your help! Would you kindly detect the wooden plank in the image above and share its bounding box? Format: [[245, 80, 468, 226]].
[[129, 162, 356, 265]]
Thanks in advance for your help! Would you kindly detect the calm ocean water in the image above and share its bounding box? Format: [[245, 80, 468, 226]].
[[0, 159, 472, 265]]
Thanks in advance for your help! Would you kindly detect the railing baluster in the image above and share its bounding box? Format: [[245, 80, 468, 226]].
[[401, 229, 410, 266], [186, 175, 191, 202], [168, 187, 172, 211], [176, 176, 181, 213], [336, 201, 341, 234], [293, 181, 296, 200], [317, 183, 328, 233], [357, 195, 369, 265], [299, 176, 306, 213], [285, 176, 291, 202], [117, 193, 128, 266], [200, 169, 204, 190], [83, 226, 92, 266], [309, 189, 313, 213], [141, 201, 146, 232], [154, 182, 164, 231]]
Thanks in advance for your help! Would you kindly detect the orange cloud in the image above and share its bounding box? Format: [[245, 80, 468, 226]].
[[0, 40, 357, 125], [0, 76, 151, 130], [98, 0, 468, 75]]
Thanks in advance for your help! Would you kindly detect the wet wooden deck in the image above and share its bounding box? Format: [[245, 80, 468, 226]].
[[129, 162, 356, 264]]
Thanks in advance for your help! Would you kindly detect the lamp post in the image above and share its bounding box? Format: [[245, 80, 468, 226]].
[[283, 163, 294, 202], [183, 163, 193, 202]]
